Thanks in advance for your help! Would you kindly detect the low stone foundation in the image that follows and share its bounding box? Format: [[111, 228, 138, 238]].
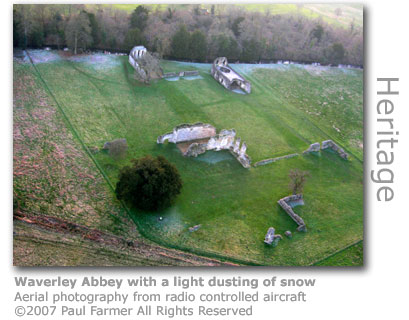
[[303, 142, 320, 154], [277, 194, 307, 232], [162, 70, 199, 78], [303, 140, 348, 160], [162, 72, 178, 78], [254, 153, 299, 167], [182, 70, 199, 77], [157, 123, 251, 168]]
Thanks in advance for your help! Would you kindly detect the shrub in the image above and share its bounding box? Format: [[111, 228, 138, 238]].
[[115, 156, 182, 211], [107, 139, 128, 159]]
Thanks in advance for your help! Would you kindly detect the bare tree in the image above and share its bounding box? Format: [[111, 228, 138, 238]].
[[288, 169, 310, 195], [65, 11, 92, 54], [13, 4, 363, 66]]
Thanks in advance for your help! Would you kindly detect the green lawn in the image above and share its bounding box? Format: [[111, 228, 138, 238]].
[[24, 52, 363, 265], [314, 241, 363, 266]]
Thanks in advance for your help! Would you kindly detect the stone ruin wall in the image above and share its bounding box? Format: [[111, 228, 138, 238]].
[[157, 123, 216, 144], [254, 153, 299, 167], [303, 142, 321, 154], [129, 46, 147, 79], [277, 194, 307, 232], [264, 227, 283, 246], [321, 140, 348, 160], [303, 140, 348, 160], [162, 70, 199, 78], [211, 57, 251, 94], [253, 139, 347, 168], [157, 123, 251, 168], [129, 46, 164, 82]]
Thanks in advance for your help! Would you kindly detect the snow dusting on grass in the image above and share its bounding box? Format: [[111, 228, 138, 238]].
[[68, 53, 121, 70]]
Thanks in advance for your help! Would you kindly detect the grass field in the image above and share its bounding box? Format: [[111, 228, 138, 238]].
[[314, 241, 363, 266], [13, 56, 233, 266], [14, 50, 363, 266]]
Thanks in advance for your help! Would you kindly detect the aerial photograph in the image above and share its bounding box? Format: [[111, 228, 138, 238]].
[[13, 3, 363, 266]]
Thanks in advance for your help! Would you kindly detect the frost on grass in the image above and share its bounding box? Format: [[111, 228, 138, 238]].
[[232, 63, 287, 75], [21, 49, 62, 64], [164, 75, 203, 81], [13, 62, 137, 238], [195, 151, 234, 164], [68, 53, 121, 70]]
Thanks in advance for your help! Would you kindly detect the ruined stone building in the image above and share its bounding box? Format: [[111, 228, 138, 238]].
[[211, 57, 251, 94], [128, 45, 163, 82], [129, 46, 147, 65], [157, 123, 251, 168]]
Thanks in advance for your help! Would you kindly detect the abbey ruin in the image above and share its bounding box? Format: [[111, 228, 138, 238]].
[[157, 123, 251, 168], [129, 46, 163, 82], [211, 57, 251, 94]]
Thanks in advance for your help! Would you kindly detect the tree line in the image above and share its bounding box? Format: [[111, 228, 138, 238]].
[[13, 4, 363, 66]]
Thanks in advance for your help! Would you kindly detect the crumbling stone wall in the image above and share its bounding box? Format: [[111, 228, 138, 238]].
[[303, 140, 348, 159], [254, 153, 299, 167], [129, 46, 163, 82], [321, 140, 348, 159], [234, 142, 252, 169], [162, 72, 178, 78], [264, 227, 283, 246], [183, 70, 199, 76], [162, 70, 199, 78], [303, 142, 320, 154], [207, 129, 236, 151], [277, 194, 307, 232], [157, 123, 216, 144], [157, 123, 251, 168]]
